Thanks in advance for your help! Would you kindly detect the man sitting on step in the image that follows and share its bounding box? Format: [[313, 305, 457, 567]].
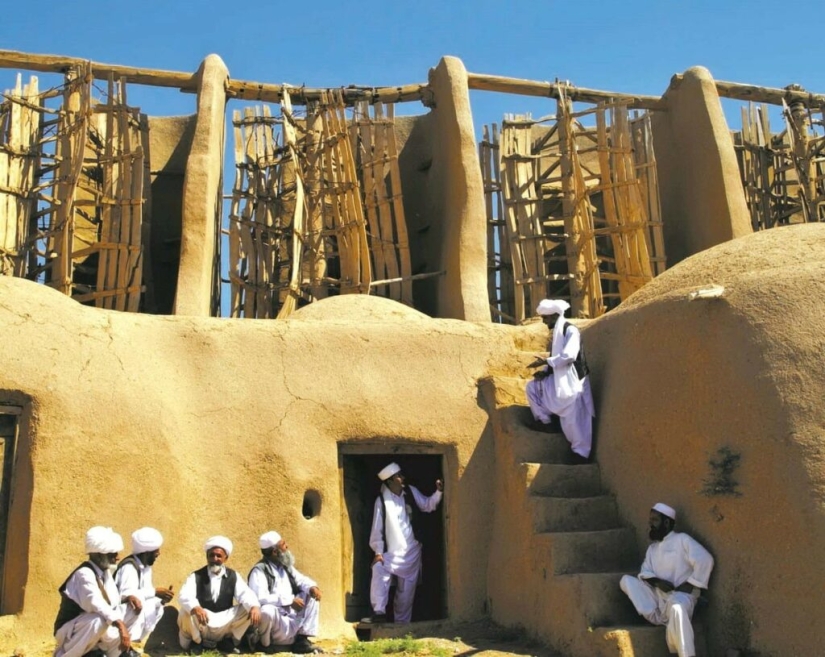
[[620, 503, 714, 657], [526, 298, 595, 460]]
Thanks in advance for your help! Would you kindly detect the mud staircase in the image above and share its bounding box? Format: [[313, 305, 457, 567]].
[[480, 374, 707, 657]]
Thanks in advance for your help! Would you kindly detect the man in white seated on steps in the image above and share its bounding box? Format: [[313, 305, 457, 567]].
[[178, 535, 261, 654], [526, 298, 595, 460], [247, 530, 321, 654], [368, 462, 443, 624], [620, 503, 714, 657], [114, 527, 174, 647], [53, 526, 134, 657]]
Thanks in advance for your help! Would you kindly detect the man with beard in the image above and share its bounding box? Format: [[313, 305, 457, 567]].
[[525, 299, 595, 461], [54, 526, 134, 657], [247, 531, 321, 654], [620, 503, 714, 657], [368, 462, 443, 624], [114, 527, 174, 647], [177, 536, 261, 654]]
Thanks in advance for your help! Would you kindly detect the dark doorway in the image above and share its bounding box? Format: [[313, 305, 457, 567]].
[[0, 410, 18, 612], [340, 451, 446, 623]]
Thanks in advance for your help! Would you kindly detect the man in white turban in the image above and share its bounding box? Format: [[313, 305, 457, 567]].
[[54, 526, 134, 657], [367, 462, 443, 624], [526, 298, 595, 460], [178, 536, 261, 654], [620, 503, 715, 657], [114, 527, 174, 646], [247, 531, 322, 654]]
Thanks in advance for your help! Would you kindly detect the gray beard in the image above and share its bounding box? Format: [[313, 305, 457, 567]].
[[209, 564, 223, 575], [274, 549, 295, 569]]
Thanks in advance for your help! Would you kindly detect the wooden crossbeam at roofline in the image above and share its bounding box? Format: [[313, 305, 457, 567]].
[[1, 48, 824, 110]]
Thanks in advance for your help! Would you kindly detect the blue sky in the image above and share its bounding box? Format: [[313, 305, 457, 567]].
[[2, 0, 824, 129]]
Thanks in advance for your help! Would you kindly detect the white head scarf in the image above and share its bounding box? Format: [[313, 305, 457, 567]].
[[204, 535, 233, 557], [536, 299, 570, 317], [131, 527, 163, 554], [378, 462, 401, 481], [259, 531, 282, 549], [85, 526, 124, 554], [652, 502, 677, 521]]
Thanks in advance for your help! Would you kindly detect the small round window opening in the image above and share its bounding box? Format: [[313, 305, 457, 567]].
[[302, 490, 322, 519]]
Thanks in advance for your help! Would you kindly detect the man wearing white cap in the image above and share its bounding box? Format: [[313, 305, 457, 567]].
[[620, 503, 715, 657], [114, 527, 174, 645], [54, 526, 133, 657], [247, 531, 321, 654], [526, 298, 595, 460], [178, 536, 261, 654], [367, 462, 443, 623]]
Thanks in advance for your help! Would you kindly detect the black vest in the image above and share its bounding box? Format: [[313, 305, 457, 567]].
[[249, 560, 300, 597], [115, 554, 141, 589], [378, 486, 422, 549], [54, 561, 110, 635], [194, 565, 237, 613]]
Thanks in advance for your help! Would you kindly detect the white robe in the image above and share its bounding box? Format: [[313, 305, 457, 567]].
[[177, 566, 259, 649], [525, 318, 595, 457], [620, 531, 714, 657], [368, 485, 442, 623], [54, 562, 125, 657], [114, 556, 165, 642], [248, 560, 319, 646]]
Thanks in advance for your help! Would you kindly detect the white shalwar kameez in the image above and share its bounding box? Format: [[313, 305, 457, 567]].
[[369, 485, 442, 623], [248, 561, 320, 646], [115, 557, 165, 642], [54, 562, 125, 657], [620, 531, 714, 657], [525, 317, 595, 458], [178, 567, 259, 649]]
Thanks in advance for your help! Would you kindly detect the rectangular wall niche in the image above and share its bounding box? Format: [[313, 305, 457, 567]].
[[0, 407, 20, 613], [339, 446, 446, 623]]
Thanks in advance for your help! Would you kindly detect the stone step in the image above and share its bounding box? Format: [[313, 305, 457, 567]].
[[533, 528, 639, 574], [523, 461, 602, 497], [511, 428, 578, 464], [592, 623, 709, 657], [553, 572, 643, 628], [531, 495, 619, 533]]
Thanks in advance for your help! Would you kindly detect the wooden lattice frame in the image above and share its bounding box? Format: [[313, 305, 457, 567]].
[[484, 96, 664, 322], [227, 92, 418, 318]]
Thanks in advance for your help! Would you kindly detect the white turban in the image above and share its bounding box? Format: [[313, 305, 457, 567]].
[[259, 531, 282, 549], [652, 502, 676, 521], [132, 527, 163, 554], [204, 535, 233, 556], [378, 462, 401, 481], [85, 526, 124, 554], [536, 299, 569, 317]]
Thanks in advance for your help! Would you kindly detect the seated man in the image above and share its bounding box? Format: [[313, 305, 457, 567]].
[[114, 527, 174, 647], [368, 462, 443, 624], [54, 526, 133, 657], [620, 503, 714, 657], [248, 531, 321, 654], [178, 536, 261, 654], [526, 298, 595, 460]]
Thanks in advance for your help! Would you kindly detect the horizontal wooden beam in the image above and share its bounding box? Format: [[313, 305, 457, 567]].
[[225, 80, 432, 105], [700, 77, 825, 109], [3, 49, 824, 112], [466, 72, 668, 111], [0, 49, 197, 89]]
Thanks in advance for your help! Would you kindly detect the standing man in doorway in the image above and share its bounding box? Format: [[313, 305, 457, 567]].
[[367, 462, 443, 624]]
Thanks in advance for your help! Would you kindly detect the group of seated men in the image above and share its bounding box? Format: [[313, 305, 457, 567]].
[[54, 526, 321, 657]]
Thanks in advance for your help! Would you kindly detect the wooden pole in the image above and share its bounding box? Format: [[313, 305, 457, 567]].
[[466, 73, 668, 110]]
